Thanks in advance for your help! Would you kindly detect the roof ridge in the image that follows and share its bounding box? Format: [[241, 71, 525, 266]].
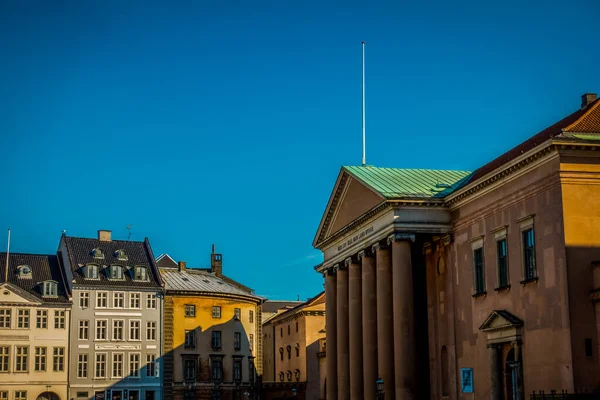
[[563, 99, 600, 133], [344, 165, 471, 173], [0, 252, 57, 257], [65, 235, 146, 244]]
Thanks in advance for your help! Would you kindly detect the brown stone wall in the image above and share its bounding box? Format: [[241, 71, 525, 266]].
[[448, 154, 574, 398]]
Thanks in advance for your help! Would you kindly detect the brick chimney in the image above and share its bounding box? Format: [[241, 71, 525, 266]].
[[582, 93, 597, 109], [98, 230, 112, 241], [178, 261, 186, 272], [210, 244, 222, 277]]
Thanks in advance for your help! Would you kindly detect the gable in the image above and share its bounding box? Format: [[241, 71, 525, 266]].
[[479, 310, 523, 332], [0, 283, 42, 305]]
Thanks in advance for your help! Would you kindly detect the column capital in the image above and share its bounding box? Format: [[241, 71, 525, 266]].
[[324, 266, 338, 277], [344, 257, 357, 268], [371, 242, 390, 252], [357, 249, 373, 260], [387, 233, 416, 245]]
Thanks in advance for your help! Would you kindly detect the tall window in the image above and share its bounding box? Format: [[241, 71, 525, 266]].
[[280, 327, 283, 337], [288, 325, 291, 335], [34, 347, 47, 371], [134, 266, 148, 281], [233, 358, 242, 381], [96, 320, 107, 340], [17, 309, 30, 329], [211, 358, 223, 381], [53, 347, 65, 371], [146, 354, 157, 377], [497, 239, 509, 288], [523, 228, 536, 280], [287, 345, 291, 360], [15, 346, 28, 372], [95, 353, 106, 378], [279, 348, 283, 361], [473, 247, 485, 294], [36, 310, 47, 329], [184, 359, 196, 381], [147, 294, 157, 309], [54, 310, 66, 329], [129, 353, 140, 377], [0, 309, 11, 328], [147, 321, 157, 341], [80, 292, 90, 308], [184, 304, 195, 317], [114, 292, 125, 308], [441, 345, 449, 396], [0, 392, 6, 400], [112, 353, 123, 378], [234, 332, 241, 350], [0, 347, 9, 372], [234, 308, 241, 320], [15, 392, 26, 400], [130, 293, 141, 309], [96, 292, 108, 308], [85, 264, 99, 279], [110, 265, 123, 280], [296, 321, 298, 332], [77, 354, 88, 378], [185, 330, 195, 349], [249, 334, 254, 352], [212, 331, 222, 350], [295, 343, 299, 357], [249, 310, 254, 323], [113, 320, 124, 341], [79, 320, 89, 340], [43, 281, 58, 297], [212, 306, 221, 319], [130, 320, 141, 341], [249, 360, 256, 383]]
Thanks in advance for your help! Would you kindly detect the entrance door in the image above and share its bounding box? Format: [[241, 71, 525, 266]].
[[128, 390, 139, 400], [504, 347, 523, 400]]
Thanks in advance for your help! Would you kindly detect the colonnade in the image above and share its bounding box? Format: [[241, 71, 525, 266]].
[[324, 233, 416, 400]]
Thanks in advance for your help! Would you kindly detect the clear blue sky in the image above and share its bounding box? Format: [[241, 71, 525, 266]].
[[1, 0, 599, 300]]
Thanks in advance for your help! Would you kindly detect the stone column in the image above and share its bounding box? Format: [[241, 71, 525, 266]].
[[488, 344, 501, 400], [337, 263, 350, 400], [348, 257, 364, 400], [374, 242, 395, 398], [389, 234, 416, 400], [359, 249, 377, 400], [325, 268, 338, 400], [512, 341, 524, 400]]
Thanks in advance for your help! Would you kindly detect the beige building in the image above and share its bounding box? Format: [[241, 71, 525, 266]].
[[262, 293, 325, 400], [313, 93, 600, 399], [0, 252, 71, 400]]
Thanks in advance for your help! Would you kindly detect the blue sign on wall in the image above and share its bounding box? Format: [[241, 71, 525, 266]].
[[461, 368, 474, 393]]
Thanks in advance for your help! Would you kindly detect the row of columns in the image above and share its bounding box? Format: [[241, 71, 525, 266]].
[[324, 233, 416, 400]]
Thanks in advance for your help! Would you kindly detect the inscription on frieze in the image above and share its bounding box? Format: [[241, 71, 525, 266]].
[[337, 226, 374, 252]]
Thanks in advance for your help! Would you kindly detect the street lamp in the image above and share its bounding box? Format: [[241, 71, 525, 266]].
[[376, 378, 384, 400]]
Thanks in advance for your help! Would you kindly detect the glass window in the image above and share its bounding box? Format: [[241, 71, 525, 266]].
[[79, 292, 89, 308], [234, 308, 241, 320], [96, 320, 107, 340], [147, 294, 157, 309], [279, 347, 283, 361], [96, 292, 108, 308], [130, 293, 141, 309], [0, 347, 9, 372], [184, 304, 195, 317], [211, 358, 223, 381], [34, 347, 46, 372], [279, 371, 284, 381], [129, 320, 141, 341], [286, 370, 292, 381], [185, 330, 195, 349], [249, 334, 254, 352], [79, 320, 89, 340], [184, 359, 196, 381], [114, 292, 125, 308], [112, 353, 123, 378], [212, 331, 222, 350], [249, 310, 254, 323], [85, 264, 99, 279], [129, 353, 140, 377], [296, 321, 298, 332], [77, 354, 88, 378], [15, 392, 26, 400], [54, 310, 66, 329], [43, 281, 57, 297], [147, 321, 156, 341], [249, 360, 255, 383], [473, 247, 485, 294], [523, 228, 536, 280], [295, 369, 300, 381], [0, 309, 11, 328], [53, 347, 65, 372], [36, 310, 47, 329], [17, 309, 30, 329], [76, 393, 88, 399], [234, 332, 241, 351], [212, 306, 221, 319], [287, 345, 291, 360], [115, 250, 128, 261], [295, 343, 299, 357], [110, 265, 123, 280], [92, 248, 104, 259], [0, 391, 6, 400], [288, 325, 291, 335], [113, 320, 124, 341], [134, 266, 148, 281], [497, 239, 509, 287], [233, 358, 242, 381], [15, 346, 28, 372], [95, 353, 106, 378], [146, 354, 157, 377]]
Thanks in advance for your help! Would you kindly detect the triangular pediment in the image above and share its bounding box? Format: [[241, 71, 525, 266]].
[[313, 168, 385, 248], [0, 282, 42, 305], [479, 310, 523, 332]]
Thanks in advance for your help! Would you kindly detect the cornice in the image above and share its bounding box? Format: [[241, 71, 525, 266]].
[[164, 290, 263, 305], [269, 309, 326, 325]]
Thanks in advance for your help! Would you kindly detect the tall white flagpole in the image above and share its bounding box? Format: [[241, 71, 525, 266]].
[[362, 41, 366, 167]]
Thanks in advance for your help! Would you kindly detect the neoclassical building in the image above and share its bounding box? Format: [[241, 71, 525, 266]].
[[313, 93, 600, 399]]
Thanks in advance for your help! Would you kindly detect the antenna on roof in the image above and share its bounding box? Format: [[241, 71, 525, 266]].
[[362, 41, 366, 167], [5, 229, 10, 282], [126, 225, 132, 240]]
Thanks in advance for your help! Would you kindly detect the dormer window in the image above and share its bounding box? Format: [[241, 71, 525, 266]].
[[84, 264, 99, 279], [109, 265, 124, 280], [42, 281, 58, 297], [17, 265, 32, 279], [91, 248, 104, 259], [114, 250, 128, 261], [134, 266, 148, 281]]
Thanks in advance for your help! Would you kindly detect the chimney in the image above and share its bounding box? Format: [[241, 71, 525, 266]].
[[178, 261, 186, 272], [211, 244, 222, 277], [98, 230, 112, 242], [581, 93, 597, 109]]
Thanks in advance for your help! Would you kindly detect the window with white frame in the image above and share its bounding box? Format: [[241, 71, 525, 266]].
[[113, 320, 124, 341], [0, 309, 11, 328], [212, 306, 221, 319], [129, 320, 141, 341], [96, 320, 107, 340], [54, 310, 66, 329], [249, 334, 254, 352], [0, 391, 6, 400], [109, 265, 124, 280], [15, 391, 26, 400], [249, 310, 254, 323], [234, 308, 241, 320], [129, 353, 140, 377], [146, 321, 156, 341], [84, 264, 99, 279], [0, 346, 9, 372], [53, 347, 65, 371], [115, 249, 128, 261], [77, 354, 88, 378], [96, 292, 108, 308], [130, 293, 141, 309], [113, 292, 125, 308], [78, 320, 89, 340], [36, 310, 47, 329], [17, 309, 30, 329], [43, 281, 58, 297], [79, 292, 90, 308], [95, 353, 106, 378], [34, 347, 46, 372], [112, 353, 123, 378], [147, 294, 157, 309], [134, 266, 148, 281], [146, 354, 157, 377], [15, 346, 28, 372], [471, 237, 485, 295]]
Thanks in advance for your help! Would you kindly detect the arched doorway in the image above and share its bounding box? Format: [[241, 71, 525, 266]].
[[37, 393, 60, 400], [504, 347, 523, 400]]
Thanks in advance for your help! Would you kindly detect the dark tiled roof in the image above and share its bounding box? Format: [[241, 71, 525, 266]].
[[468, 98, 600, 183], [0, 252, 70, 304], [262, 300, 304, 314], [64, 236, 162, 289]]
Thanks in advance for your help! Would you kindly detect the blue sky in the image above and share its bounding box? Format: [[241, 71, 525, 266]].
[[0, 0, 599, 300]]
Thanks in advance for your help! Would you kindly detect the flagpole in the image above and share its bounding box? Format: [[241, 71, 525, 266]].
[[362, 41, 366, 167], [5, 229, 10, 282]]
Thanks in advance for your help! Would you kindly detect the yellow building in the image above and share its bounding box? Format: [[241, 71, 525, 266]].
[[0, 252, 71, 400], [262, 293, 325, 400], [157, 247, 264, 400]]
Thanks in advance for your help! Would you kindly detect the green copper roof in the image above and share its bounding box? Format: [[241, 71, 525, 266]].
[[343, 165, 472, 199], [571, 134, 600, 141]]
